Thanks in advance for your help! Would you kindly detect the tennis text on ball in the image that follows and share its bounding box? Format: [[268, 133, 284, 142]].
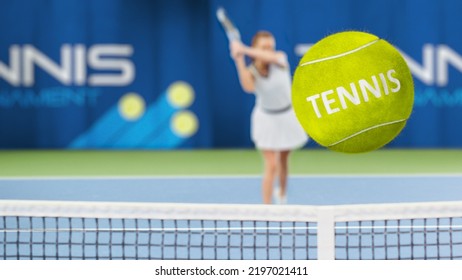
[[306, 69, 401, 118]]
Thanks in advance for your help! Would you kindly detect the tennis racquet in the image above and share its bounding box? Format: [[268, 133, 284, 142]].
[[216, 7, 241, 42]]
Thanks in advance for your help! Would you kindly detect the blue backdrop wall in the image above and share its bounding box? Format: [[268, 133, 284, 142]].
[[0, 0, 461, 149]]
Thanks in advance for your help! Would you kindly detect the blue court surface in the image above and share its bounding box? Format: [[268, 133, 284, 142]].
[[1, 175, 462, 205]]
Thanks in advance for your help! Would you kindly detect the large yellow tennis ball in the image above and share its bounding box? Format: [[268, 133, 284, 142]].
[[292, 31, 414, 153]]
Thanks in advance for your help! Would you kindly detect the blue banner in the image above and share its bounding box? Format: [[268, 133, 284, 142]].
[[0, 0, 461, 149]]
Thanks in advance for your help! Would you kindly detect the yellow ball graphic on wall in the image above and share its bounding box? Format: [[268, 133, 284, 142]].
[[118, 93, 146, 121], [167, 81, 195, 108], [171, 111, 199, 138]]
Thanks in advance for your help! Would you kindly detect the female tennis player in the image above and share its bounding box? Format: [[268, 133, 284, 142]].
[[230, 31, 308, 204]]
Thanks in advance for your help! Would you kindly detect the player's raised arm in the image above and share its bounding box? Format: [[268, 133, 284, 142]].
[[230, 41, 255, 93], [231, 36, 287, 68], [242, 47, 287, 68]]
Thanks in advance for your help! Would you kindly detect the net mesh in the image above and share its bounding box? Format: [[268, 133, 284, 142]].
[[1, 217, 317, 260], [0, 201, 318, 260], [1, 200, 462, 260], [335, 218, 462, 260]]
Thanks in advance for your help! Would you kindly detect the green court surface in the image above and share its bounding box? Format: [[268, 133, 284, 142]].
[[0, 149, 461, 177]]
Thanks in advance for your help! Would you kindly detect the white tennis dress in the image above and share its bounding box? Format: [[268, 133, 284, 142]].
[[249, 56, 308, 150]]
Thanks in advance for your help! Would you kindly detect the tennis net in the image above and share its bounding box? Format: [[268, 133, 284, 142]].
[[1, 200, 462, 260]]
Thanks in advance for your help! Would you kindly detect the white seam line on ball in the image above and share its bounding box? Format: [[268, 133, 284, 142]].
[[299, 39, 380, 67], [327, 119, 407, 147]]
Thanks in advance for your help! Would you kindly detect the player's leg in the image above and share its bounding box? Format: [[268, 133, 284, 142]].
[[262, 150, 277, 204], [278, 150, 291, 203]]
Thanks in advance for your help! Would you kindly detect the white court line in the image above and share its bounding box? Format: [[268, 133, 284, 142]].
[[0, 174, 462, 181]]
